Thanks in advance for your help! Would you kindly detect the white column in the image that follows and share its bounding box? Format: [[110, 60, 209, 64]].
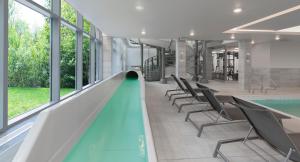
[[50, 0, 61, 102], [238, 41, 253, 90], [251, 42, 271, 89], [103, 36, 112, 79], [175, 39, 187, 77]]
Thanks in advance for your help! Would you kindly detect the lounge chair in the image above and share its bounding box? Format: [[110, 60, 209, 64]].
[[214, 99, 300, 162], [185, 83, 247, 137], [170, 78, 213, 113], [164, 74, 187, 99], [233, 97, 290, 125], [165, 74, 201, 101]]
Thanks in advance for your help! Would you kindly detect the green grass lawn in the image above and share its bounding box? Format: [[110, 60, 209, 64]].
[[8, 87, 74, 119]]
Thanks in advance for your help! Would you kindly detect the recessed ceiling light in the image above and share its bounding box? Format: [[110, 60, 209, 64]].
[[233, 8, 242, 14], [227, 5, 300, 32], [136, 5, 144, 11], [279, 25, 300, 32], [190, 31, 195, 36], [275, 35, 280, 40], [251, 40, 255, 44], [230, 34, 235, 39], [141, 30, 146, 35]]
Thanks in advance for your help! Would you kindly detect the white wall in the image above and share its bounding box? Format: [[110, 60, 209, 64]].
[[112, 38, 126, 74], [250, 40, 300, 68], [126, 48, 141, 69], [270, 41, 300, 68], [126, 47, 157, 70], [239, 40, 300, 88], [251, 42, 271, 68]]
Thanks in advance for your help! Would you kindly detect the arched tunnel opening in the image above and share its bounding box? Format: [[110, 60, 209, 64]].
[[126, 71, 139, 80]]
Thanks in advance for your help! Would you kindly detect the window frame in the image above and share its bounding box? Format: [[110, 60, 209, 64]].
[[0, 0, 103, 132]]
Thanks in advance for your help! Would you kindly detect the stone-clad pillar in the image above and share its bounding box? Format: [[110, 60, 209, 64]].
[[175, 39, 187, 77], [238, 41, 252, 90], [160, 48, 167, 84]]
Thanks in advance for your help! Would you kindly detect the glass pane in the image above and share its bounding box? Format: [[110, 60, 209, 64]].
[[8, 1, 50, 119], [83, 19, 90, 34], [61, 0, 76, 24], [60, 25, 76, 97], [32, 0, 51, 9], [83, 36, 90, 86]]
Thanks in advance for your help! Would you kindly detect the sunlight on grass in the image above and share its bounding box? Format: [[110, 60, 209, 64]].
[[8, 87, 74, 119]]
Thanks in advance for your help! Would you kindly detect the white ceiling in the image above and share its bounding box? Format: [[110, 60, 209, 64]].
[[66, 0, 300, 41]]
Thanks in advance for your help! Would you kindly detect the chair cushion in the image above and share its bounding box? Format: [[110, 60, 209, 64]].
[[223, 106, 246, 120], [288, 133, 300, 150]]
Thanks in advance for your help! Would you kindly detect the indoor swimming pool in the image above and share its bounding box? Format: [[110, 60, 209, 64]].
[[254, 99, 300, 118], [13, 72, 155, 162], [64, 78, 148, 162]]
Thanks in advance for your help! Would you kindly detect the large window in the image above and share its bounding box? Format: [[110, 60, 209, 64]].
[[32, 0, 51, 9], [83, 19, 90, 34], [8, 0, 50, 119], [83, 35, 90, 86], [0, 0, 103, 131], [60, 25, 76, 97], [61, 0, 76, 25]]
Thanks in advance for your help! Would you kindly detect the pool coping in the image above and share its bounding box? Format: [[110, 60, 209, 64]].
[[236, 96, 300, 120], [139, 71, 158, 162]]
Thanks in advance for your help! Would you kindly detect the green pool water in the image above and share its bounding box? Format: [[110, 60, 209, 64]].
[[64, 79, 148, 162], [254, 99, 300, 117]]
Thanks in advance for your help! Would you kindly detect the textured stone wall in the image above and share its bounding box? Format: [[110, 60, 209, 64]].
[[176, 40, 187, 77], [271, 68, 300, 87]]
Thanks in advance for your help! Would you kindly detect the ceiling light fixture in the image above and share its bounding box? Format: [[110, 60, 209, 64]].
[[251, 40, 255, 44], [275, 35, 280, 40], [230, 34, 235, 39], [225, 5, 300, 32], [141, 30, 146, 35], [190, 31, 195, 36], [135, 5, 144, 11], [233, 8, 242, 14]]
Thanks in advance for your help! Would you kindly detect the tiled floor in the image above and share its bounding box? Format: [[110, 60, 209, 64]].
[[145, 80, 292, 162], [2, 78, 300, 162]]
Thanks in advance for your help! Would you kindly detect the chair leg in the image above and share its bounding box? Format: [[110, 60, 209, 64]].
[[165, 89, 178, 96], [168, 92, 186, 101], [197, 120, 248, 137], [185, 109, 214, 122], [177, 102, 207, 113], [284, 148, 294, 162], [172, 96, 193, 106], [213, 137, 259, 161], [165, 89, 181, 99], [164, 90, 169, 96]]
